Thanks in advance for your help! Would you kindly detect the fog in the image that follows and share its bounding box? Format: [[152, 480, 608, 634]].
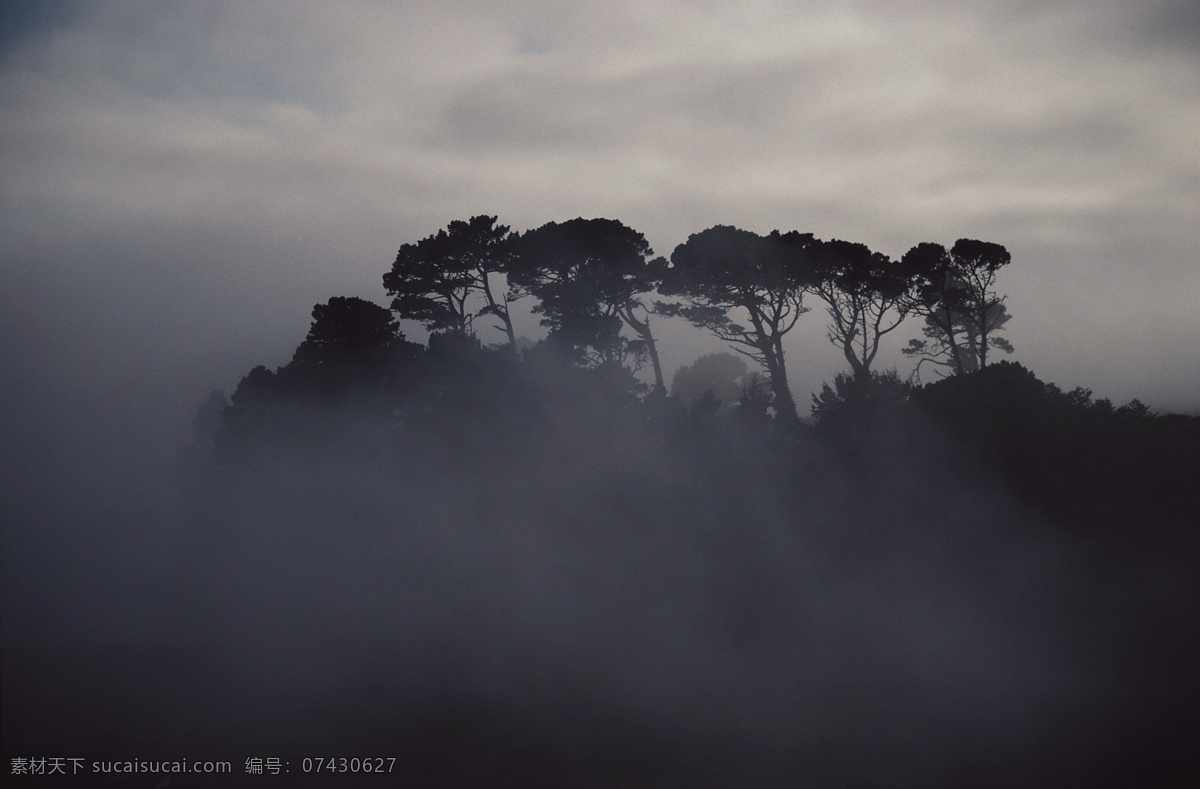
[[3, 362, 1144, 785]]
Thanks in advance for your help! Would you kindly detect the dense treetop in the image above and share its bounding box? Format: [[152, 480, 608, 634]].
[[204, 214, 1195, 553]]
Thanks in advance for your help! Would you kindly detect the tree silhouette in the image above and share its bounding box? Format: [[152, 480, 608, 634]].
[[511, 218, 667, 391], [292, 297, 401, 363], [223, 364, 284, 436], [284, 295, 421, 399], [901, 239, 1014, 378], [811, 368, 910, 428], [806, 239, 916, 381], [383, 215, 520, 346], [658, 226, 812, 423]]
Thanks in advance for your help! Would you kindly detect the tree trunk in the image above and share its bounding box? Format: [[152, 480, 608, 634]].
[[844, 343, 869, 381], [621, 307, 665, 394], [763, 340, 798, 423], [479, 270, 517, 350]]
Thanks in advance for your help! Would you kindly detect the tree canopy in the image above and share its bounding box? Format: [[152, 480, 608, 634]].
[[383, 215, 520, 345], [512, 218, 667, 390], [806, 239, 916, 381], [901, 239, 1014, 378], [659, 226, 814, 422], [241, 218, 1032, 432]]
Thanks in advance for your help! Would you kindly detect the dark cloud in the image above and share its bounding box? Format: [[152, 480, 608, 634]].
[[1134, 0, 1200, 53], [0, 0, 75, 58]]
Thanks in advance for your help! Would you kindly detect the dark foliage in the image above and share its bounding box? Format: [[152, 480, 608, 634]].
[[659, 226, 814, 422], [220, 296, 423, 444], [806, 240, 916, 379], [902, 239, 1014, 377], [511, 217, 666, 389], [810, 368, 912, 430], [912, 361, 1200, 547], [383, 215, 520, 343]]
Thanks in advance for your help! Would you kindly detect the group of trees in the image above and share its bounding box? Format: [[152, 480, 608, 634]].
[[376, 215, 1015, 423], [209, 212, 1198, 552], [382, 216, 668, 388]]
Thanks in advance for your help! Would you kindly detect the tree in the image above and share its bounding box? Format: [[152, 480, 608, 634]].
[[901, 239, 1014, 378], [670, 352, 750, 415], [292, 296, 401, 363], [810, 368, 910, 428], [806, 239, 916, 381], [223, 364, 282, 436], [223, 297, 421, 437], [511, 218, 667, 391], [658, 226, 812, 423], [383, 215, 520, 346], [288, 296, 416, 393]]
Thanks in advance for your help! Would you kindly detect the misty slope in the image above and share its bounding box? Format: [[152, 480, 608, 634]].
[[4, 347, 1197, 786], [157, 351, 1195, 784]]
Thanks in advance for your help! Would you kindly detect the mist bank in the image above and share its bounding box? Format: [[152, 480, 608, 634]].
[[174, 378, 1099, 784], [5, 338, 1197, 785]]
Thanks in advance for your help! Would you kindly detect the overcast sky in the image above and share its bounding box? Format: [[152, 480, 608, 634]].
[[2, 0, 1197, 461]]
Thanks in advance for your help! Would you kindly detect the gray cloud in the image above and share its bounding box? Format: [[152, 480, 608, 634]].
[[1127, 0, 1200, 54]]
